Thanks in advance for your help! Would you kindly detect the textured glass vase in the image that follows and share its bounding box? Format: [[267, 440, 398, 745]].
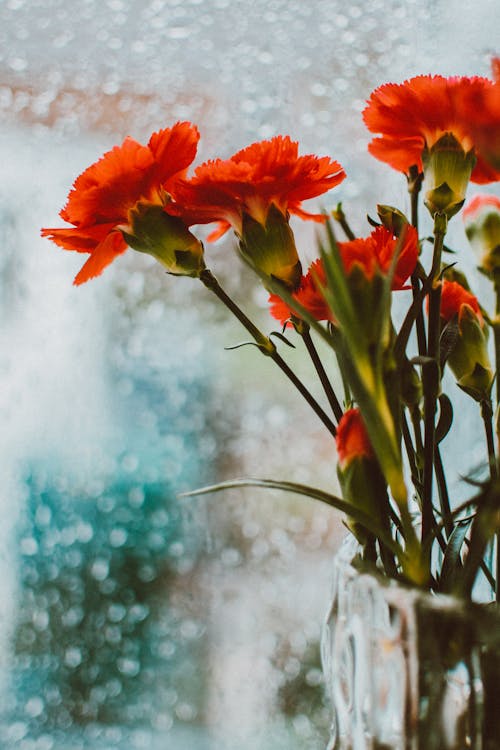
[[321, 539, 500, 750]]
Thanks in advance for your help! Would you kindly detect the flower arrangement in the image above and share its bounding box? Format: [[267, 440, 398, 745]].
[[42, 65, 500, 603]]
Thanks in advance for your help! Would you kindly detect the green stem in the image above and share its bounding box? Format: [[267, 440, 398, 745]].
[[332, 203, 356, 241], [481, 399, 497, 481], [408, 167, 427, 356], [493, 273, 500, 601], [422, 213, 447, 558], [408, 166, 423, 232], [199, 269, 338, 438], [481, 398, 499, 602], [434, 446, 453, 539], [401, 408, 422, 496], [299, 322, 343, 423]]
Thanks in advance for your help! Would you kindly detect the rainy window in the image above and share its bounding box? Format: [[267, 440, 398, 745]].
[[0, 1, 497, 748]]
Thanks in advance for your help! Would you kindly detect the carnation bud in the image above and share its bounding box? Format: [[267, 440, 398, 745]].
[[376, 205, 409, 236], [439, 281, 494, 402], [336, 409, 388, 545], [401, 358, 422, 407], [123, 202, 205, 277], [239, 203, 302, 290], [423, 133, 476, 219], [446, 306, 494, 401]]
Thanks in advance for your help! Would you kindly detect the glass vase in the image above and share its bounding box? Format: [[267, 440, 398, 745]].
[[321, 539, 500, 750]]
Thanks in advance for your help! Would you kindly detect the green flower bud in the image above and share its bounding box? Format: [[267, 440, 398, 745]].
[[401, 358, 423, 407], [239, 203, 302, 290], [423, 133, 476, 219], [123, 202, 205, 277], [446, 306, 494, 401], [376, 205, 409, 236]]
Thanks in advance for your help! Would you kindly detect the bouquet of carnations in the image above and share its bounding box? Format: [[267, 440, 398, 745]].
[[42, 62, 500, 602]]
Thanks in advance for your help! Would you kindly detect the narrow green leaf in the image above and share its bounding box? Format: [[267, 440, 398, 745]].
[[435, 394, 454, 443], [270, 331, 296, 348], [224, 341, 264, 351], [366, 214, 381, 228], [179, 477, 404, 559], [439, 520, 471, 593]]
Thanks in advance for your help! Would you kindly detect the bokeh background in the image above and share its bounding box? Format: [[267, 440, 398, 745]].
[[0, 1, 498, 748]]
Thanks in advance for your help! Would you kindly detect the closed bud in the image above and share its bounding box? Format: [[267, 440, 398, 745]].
[[376, 205, 409, 236], [123, 202, 205, 277], [401, 358, 422, 407], [239, 204, 302, 290], [439, 280, 494, 401], [336, 409, 388, 545], [423, 133, 476, 219], [447, 306, 494, 401]]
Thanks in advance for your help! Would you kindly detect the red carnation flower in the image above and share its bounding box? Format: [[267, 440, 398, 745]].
[[174, 135, 345, 289], [175, 135, 346, 240], [339, 224, 419, 289], [42, 122, 201, 285], [363, 74, 500, 184]]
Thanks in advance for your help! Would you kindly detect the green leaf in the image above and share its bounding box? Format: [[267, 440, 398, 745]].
[[270, 331, 296, 348], [224, 341, 266, 352], [439, 520, 471, 593], [367, 214, 381, 228], [179, 477, 404, 559], [435, 394, 454, 444]]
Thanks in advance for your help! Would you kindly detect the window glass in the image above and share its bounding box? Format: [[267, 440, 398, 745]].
[[0, 2, 496, 748]]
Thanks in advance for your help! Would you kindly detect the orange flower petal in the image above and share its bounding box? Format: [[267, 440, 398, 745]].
[[439, 280, 482, 323], [41, 223, 117, 252], [338, 225, 418, 289], [268, 259, 334, 326], [336, 408, 374, 470], [73, 231, 127, 286]]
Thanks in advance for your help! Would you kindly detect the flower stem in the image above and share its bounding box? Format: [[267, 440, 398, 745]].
[[408, 167, 427, 357], [408, 166, 423, 232], [199, 269, 338, 437], [481, 399, 497, 481], [401, 408, 421, 493], [480, 398, 499, 600], [332, 203, 356, 241], [298, 322, 344, 423], [422, 213, 447, 554], [493, 272, 500, 600], [434, 446, 453, 538]]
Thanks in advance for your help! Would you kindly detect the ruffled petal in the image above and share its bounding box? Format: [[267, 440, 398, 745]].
[[364, 74, 500, 183], [41, 223, 117, 252], [73, 231, 127, 285]]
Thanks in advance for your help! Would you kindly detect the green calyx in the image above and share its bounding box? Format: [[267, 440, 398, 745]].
[[376, 204, 409, 236], [337, 455, 388, 546], [123, 202, 205, 277], [239, 203, 302, 290], [423, 133, 476, 219], [346, 264, 391, 352], [445, 306, 494, 401]]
